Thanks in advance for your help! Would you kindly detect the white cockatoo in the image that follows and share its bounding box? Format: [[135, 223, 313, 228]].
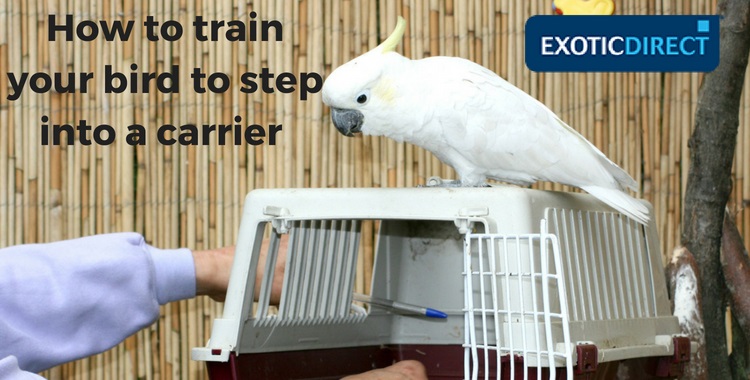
[[321, 17, 649, 224]]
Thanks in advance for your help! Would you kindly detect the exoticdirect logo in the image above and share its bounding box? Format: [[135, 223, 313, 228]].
[[525, 15, 720, 72]]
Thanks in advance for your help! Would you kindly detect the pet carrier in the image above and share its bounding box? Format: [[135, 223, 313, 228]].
[[192, 185, 694, 379]]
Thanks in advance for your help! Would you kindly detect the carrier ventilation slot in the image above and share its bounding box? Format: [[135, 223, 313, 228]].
[[253, 219, 367, 327], [545, 208, 657, 322]]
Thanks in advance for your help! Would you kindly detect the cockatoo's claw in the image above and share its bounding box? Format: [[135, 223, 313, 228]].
[[422, 177, 490, 188], [423, 177, 463, 187]]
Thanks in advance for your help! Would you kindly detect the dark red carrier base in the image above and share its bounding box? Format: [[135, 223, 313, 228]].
[[206, 340, 690, 380]]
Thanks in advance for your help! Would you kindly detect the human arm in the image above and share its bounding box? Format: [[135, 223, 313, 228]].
[[0, 233, 195, 373], [0, 232, 423, 380]]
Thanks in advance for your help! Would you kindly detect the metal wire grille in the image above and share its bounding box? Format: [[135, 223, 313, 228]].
[[463, 220, 573, 380], [253, 220, 367, 327]]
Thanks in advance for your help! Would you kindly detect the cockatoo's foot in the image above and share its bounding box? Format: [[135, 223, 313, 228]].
[[427, 177, 462, 187], [422, 177, 490, 188]]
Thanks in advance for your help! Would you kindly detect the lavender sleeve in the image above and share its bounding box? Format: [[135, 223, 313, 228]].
[[0, 233, 196, 375]]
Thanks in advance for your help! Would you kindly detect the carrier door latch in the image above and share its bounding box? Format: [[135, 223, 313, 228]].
[[653, 336, 692, 378], [454, 207, 489, 234], [574, 343, 598, 377], [263, 206, 292, 234]]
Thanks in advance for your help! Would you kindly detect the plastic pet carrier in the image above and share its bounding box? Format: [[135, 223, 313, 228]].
[[192, 185, 694, 379]]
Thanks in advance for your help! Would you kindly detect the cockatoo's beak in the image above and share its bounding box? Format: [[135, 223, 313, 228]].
[[331, 108, 364, 136]]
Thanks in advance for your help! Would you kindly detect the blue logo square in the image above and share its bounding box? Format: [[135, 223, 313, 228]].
[[697, 20, 709, 33]]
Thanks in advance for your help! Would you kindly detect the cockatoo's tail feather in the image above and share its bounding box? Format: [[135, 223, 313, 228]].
[[581, 186, 649, 224]]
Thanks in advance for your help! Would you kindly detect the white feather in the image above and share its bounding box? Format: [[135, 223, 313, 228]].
[[580, 186, 649, 224]]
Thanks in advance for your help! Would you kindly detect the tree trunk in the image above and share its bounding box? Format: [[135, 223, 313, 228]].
[[682, 1, 750, 378]]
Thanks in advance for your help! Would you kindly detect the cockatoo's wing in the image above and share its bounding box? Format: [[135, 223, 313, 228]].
[[417, 57, 648, 223], [422, 59, 621, 187]]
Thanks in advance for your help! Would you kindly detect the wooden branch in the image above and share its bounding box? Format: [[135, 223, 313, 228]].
[[722, 211, 750, 379], [682, 1, 750, 377], [667, 247, 708, 380], [722, 212, 750, 337]]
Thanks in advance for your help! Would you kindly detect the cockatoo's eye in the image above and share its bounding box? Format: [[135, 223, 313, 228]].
[[356, 93, 368, 104]]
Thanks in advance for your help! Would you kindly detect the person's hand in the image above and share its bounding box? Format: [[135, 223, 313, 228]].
[[254, 235, 288, 304], [192, 246, 235, 302], [342, 360, 427, 380], [192, 234, 288, 303]]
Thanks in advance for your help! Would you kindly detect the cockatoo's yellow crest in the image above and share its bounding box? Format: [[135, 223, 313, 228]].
[[375, 16, 406, 54]]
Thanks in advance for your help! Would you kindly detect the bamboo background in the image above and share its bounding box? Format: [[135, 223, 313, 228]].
[[1, 0, 747, 378]]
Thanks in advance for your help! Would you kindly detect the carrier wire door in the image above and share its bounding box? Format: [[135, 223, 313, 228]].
[[463, 220, 574, 380]]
